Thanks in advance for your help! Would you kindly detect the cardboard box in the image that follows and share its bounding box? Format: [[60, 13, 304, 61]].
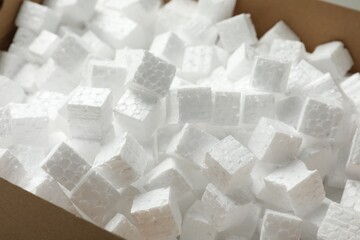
[[0, 0, 359, 239]]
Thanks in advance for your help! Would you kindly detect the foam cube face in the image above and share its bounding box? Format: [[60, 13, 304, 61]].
[[251, 56, 291, 93], [309, 41, 353, 79], [81, 31, 114, 59], [28, 30, 60, 64], [240, 92, 275, 125], [12, 63, 39, 93], [341, 73, 360, 109], [301, 73, 343, 101], [0, 52, 26, 78], [125, 51, 176, 98], [317, 203, 360, 240], [226, 43, 257, 81], [105, 213, 145, 240], [113, 89, 162, 141], [264, 161, 325, 217], [260, 209, 302, 240], [197, 0, 236, 23], [167, 87, 212, 124], [297, 97, 344, 139], [71, 170, 121, 227], [15, 1, 59, 33], [212, 91, 241, 126], [150, 32, 186, 68], [340, 180, 360, 212], [94, 133, 148, 188], [205, 136, 256, 190], [167, 124, 218, 167], [67, 87, 113, 141], [269, 39, 305, 64], [41, 141, 91, 191], [0, 75, 25, 107], [13, 27, 37, 48], [248, 117, 302, 164], [259, 21, 300, 45], [346, 128, 360, 180], [131, 188, 182, 240], [216, 14, 258, 52], [0, 149, 26, 186], [51, 34, 90, 73]]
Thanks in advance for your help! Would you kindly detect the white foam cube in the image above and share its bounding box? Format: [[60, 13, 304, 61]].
[[51, 34, 90, 73], [201, 183, 250, 231], [0, 75, 25, 107], [105, 213, 145, 240], [317, 203, 360, 240], [240, 91, 275, 125], [113, 89, 162, 141], [197, 66, 233, 91], [205, 135, 256, 190], [131, 188, 182, 240], [155, 4, 191, 35], [216, 14, 258, 52], [16, 1, 59, 33], [41, 141, 91, 191], [89, 9, 146, 49], [226, 43, 258, 81], [265, 161, 325, 217], [340, 179, 360, 212], [8, 144, 46, 175], [0, 52, 26, 78], [81, 31, 114, 59], [251, 56, 291, 93], [167, 87, 212, 124], [28, 91, 67, 121], [346, 127, 360, 180], [297, 97, 344, 139], [260, 21, 300, 45], [197, 0, 236, 23], [260, 209, 302, 240], [340, 73, 360, 109], [167, 124, 218, 167], [150, 32, 185, 68], [67, 87, 113, 141], [275, 96, 304, 128], [212, 91, 241, 126], [0, 149, 26, 186], [269, 39, 305, 64], [12, 63, 39, 93], [71, 170, 121, 227], [301, 73, 343, 101], [28, 30, 60, 64], [94, 133, 148, 188], [309, 41, 353, 79], [12, 27, 37, 48], [125, 51, 176, 98], [248, 117, 302, 164]]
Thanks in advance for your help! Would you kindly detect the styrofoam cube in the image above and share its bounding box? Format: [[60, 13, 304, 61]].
[[317, 203, 360, 240], [251, 56, 291, 93], [8, 144, 46, 175], [167, 124, 218, 167], [105, 213, 145, 240], [269, 39, 305, 64], [260, 209, 302, 240], [41, 141, 91, 191], [154, 4, 192, 35], [297, 97, 344, 139], [226, 43, 258, 81], [340, 179, 360, 212], [301, 73, 343, 101], [166, 87, 212, 124], [89, 9, 146, 49], [309, 41, 353, 79], [264, 161, 325, 217], [248, 117, 302, 164], [180, 200, 217, 240], [131, 188, 182, 240], [212, 91, 241, 126], [28, 30, 60, 64], [287, 60, 324, 93], [0, 75, 25, 107], [259, 21, 300, 45], [16, 1, 59, 33], [150, 32, 185, 68], [205, 136, 256, 190], [81, 31, 114, 59], [12, 63, 39, 93], [94, 132, 148, 188], [0, 51, 26, 78], [340, 73, 360, 109], [346, 127, 360, 180], [12, 27, 37, 48], [201, 183, 250, 231], [51, 34, 90, 73], [240, 91, 275, 125], [28, 91, 67, 121], [197, 66, 233, 91], [197, 0, 236, 23], [87, 59, 127, 102], [67, 87, 113, 140], [0, 149, 26, 186], [124, 50, 176, 98], [113, 89, 163, 141], [216, 14, 258, 52], [275, 96, 304, 128], [71, 170, 121, 227]]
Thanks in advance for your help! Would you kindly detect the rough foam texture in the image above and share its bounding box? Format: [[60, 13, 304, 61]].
[[0, 75, 26, 107], [340, 73, 360, 109], [260, 20, 300, 45], [105, 213, 145, 240], [212, 91, 241, 126], [346, 127, 360, 180], [269, 39, 305, 64], [227, 43, 258, 81], [240, 91, 275, 125], [340, 179, 360, 212], [0, 149, 27, 186]]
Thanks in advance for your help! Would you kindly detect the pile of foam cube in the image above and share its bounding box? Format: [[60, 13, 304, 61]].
[[0, 0, 359, 239]]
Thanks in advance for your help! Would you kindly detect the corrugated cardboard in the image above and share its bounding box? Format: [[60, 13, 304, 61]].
[[0, 0, 359, 239]]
